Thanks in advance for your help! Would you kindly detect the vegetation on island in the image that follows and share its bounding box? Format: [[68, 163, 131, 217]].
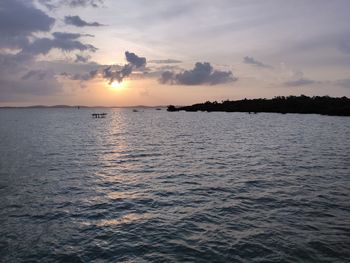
[[167, 95, 350, 116]]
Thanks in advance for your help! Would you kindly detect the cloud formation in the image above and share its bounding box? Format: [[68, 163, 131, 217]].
[[64, 15, 103, 27], [243, 56, 272, 68], [102, 51, 146, 83], [75, 54, 91, 63], [63, 51, 147, 84], [149, 59, 182, 64], [39, 0, 104, 9], [21, 32, 97, 55], [125, 51, 147, 68], [159, 62, 236, 85], [21, 70, 47, 80], [0, 0, 99, 102], [335, 79, 350, 88], [0, 0, 55, 49], [66, 69, 99, 81], [0, 50, 66, 102], [284, 78, 315, 87], [0, 1, 96, 55], [339, 34, 350, 54]]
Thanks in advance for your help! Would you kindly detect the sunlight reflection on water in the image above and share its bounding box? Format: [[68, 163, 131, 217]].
[[0, 108, 349, 262]]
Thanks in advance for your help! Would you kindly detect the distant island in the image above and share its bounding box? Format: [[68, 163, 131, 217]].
[[0, 105, 166, 109], [167, 95, 350, 116]]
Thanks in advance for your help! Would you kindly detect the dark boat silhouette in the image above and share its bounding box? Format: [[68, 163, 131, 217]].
[[92, 113, 107, 118]]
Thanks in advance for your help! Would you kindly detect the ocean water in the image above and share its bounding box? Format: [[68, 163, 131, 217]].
[[0, 108, 349, 262]]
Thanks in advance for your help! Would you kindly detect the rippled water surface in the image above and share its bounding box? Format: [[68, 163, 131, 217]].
[[0, 108, 349, 262]]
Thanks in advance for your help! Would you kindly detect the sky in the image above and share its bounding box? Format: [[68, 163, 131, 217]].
[[0, 0, 350, 106]]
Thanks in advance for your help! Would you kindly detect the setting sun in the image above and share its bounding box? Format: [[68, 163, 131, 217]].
[[110, 81, 125, 90]]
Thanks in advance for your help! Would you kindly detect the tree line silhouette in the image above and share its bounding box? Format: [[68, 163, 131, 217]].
[[167, 95, 350, 116]]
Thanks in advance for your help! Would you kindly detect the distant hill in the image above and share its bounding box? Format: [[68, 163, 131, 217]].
[[167, 95, 350, 116]]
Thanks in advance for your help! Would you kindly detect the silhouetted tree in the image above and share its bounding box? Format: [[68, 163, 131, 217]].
[[167, 95, 350, 116]]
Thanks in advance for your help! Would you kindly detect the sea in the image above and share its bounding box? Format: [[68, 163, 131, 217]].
[[0, 108, 349, 262]]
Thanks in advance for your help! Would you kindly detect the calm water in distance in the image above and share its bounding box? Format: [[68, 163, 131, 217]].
[[0, 108, 349, 262]]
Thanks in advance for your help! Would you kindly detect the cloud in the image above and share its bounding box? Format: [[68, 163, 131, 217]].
[[0, 1, 96, 56], [125, 51, 147, 68], [0, 0, 55, 38], [0, 0, 99, 102], [102, 51, 147, 83], [64, 15, 103, 27], [0, 0, 55, 50], [339, 34, 350, 54], [39, 0, 104, 9], [0, 60, 61, 102], [75, 54, 91, 63], [279, 68, 320, 87], [0, 1, 59, 101], [159, 71, 176, 84], [66, 0, 103, 7], [284, 78, 315, 87], [21, 70, 47, 80], [66, 69, 99, 82], [21, 32, 97, 55], [0, 36, 30, 50], [243, 56, 272, 68], [62, 51, 147, 84], [159, 62, 236, 85], [335, 78, 350, 88], [53, 32, 94, 40], [149, 59, 182, 64]]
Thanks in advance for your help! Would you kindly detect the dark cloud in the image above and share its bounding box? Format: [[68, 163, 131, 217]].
[[0, 0, 98, 101], [64, 15, 103, 27], [159, 71, 176, 84], [39, 60, 100, 74], [0, 1, 96, 55], [75, 54, 91, 63], [125, 51, 147, 68], [39, 0, 104, 9], [0, 61, 61, 102], [243, 56, 272, 68], [52, 32, 94, 40], [21, 70, 47, 80], [0, 0, 55, 38], [103, 64, 132, 83], [0, 53, 33, 76], [63, 51, 147, 84], [159, 62, 236, 86], [149, 59, 182, 64], [22, 32, 97, 55], [67, 0, 103, 7], [102, 52, 146, 83], [67, 69, 99, 81], [284, 78, 315, 87], [0, 36, 29, 50], [0, 0, 54, 52]]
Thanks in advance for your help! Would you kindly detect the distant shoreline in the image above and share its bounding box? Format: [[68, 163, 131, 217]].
[[167, 95, 350, 116], [0, 105, 167, 109]]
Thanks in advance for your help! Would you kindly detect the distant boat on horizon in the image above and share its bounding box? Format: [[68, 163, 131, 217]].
[[92, 113, 107, 118]]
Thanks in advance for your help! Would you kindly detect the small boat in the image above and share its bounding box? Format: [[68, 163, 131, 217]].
[[92, 113, 107, 118], [132, 109, 138, 112]]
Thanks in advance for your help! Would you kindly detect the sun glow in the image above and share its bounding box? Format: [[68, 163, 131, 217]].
[[110, 81, 124, 90]]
